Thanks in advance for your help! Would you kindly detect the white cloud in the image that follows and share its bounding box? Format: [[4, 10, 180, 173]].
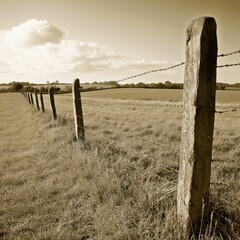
[[0, 60, 10, 73], [0, 19, 179, 83], [2, 19, 64, 47]]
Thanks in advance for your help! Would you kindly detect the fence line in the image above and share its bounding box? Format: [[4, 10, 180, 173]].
[[20, 16, 240, 238]]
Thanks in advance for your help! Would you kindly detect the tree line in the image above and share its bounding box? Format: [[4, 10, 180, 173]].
[[1, 80, 238, 94]]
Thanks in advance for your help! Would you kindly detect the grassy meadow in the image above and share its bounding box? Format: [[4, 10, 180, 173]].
[[79, 88, 240, 104], [0, 91, 239, 240]]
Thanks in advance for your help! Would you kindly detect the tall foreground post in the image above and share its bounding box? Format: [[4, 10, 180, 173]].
[[177, 17, 217, 235], [73, 79, 85, 141], [49, 87, 57, 119]]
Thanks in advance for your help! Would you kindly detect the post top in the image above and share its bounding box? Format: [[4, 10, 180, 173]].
[[186, 16, 217, 43], [73, 78, 80, 88], [187, 16, 216, 29], [190, 16, 216, 23]]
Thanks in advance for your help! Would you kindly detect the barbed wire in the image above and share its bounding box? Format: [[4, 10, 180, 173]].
[[217, 63, 240, 68], [215, 108, 237, 114], [116, 50, 240, 82], [116, 62, 185, 82], [217, 50, 240, 58]]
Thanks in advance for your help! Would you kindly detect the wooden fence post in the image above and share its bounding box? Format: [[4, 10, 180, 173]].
[[177, 17, 217, 236], [73, 79, 85, 141], [30, 93, 34, 105], [40, 91, 45, 112], [27, 93, 31, 104], [35, 90, 40, 110], [49, 87, 57, 119]]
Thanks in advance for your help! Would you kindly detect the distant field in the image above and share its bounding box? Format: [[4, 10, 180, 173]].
[[225, 87, 240, 91], [34, 83, 116, 89], [0, 85, 11, 89], [1, 84, 240, 103], [0, 83, 116, 91], [82, 88, 182, 101], [80, 88, 240, 103]]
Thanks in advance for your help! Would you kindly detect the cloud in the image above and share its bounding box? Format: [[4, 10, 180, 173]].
[[0, 60, 10, 73], [0, 19, 179, 83], [3, 19, 64, 47]]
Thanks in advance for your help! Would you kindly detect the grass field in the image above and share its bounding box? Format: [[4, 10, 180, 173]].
[[0, 92, 239, 239], [79, 88, 240, 104]]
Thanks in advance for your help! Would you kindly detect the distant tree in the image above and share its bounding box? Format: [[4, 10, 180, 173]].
[[23, 86, 35, 92], [165, 81, 172, 85], [39, 86, 49, 93], [12, 82, 23, 92], [157, 82, 164, 88], [51, 86, 61, 92], [136, 82, 147, 88]]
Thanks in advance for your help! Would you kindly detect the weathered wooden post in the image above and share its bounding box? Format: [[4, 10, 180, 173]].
[[30, 93, 34, 105], [34, 90, 40, 110], [49, 87, 57, 119], [73, 79, 85, 141], [27, 93, 31, 104], [177, 17, 217, 236], [40, 91, 45, 112]]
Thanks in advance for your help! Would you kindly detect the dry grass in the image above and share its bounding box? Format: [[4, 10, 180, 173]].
[[0, 93, 239, 240]]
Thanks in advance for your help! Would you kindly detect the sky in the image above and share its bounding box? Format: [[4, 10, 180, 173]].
[[0, 0, 239, 84]]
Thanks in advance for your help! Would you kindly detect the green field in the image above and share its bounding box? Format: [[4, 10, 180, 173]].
[[1, 93, 240, 239]]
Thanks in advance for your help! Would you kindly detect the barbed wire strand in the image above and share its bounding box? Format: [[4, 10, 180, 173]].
[[217, 63, 240, 68], [116, 62, 185, 82], [116, 49, 240, 82], [217, 50, 240, 57]]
